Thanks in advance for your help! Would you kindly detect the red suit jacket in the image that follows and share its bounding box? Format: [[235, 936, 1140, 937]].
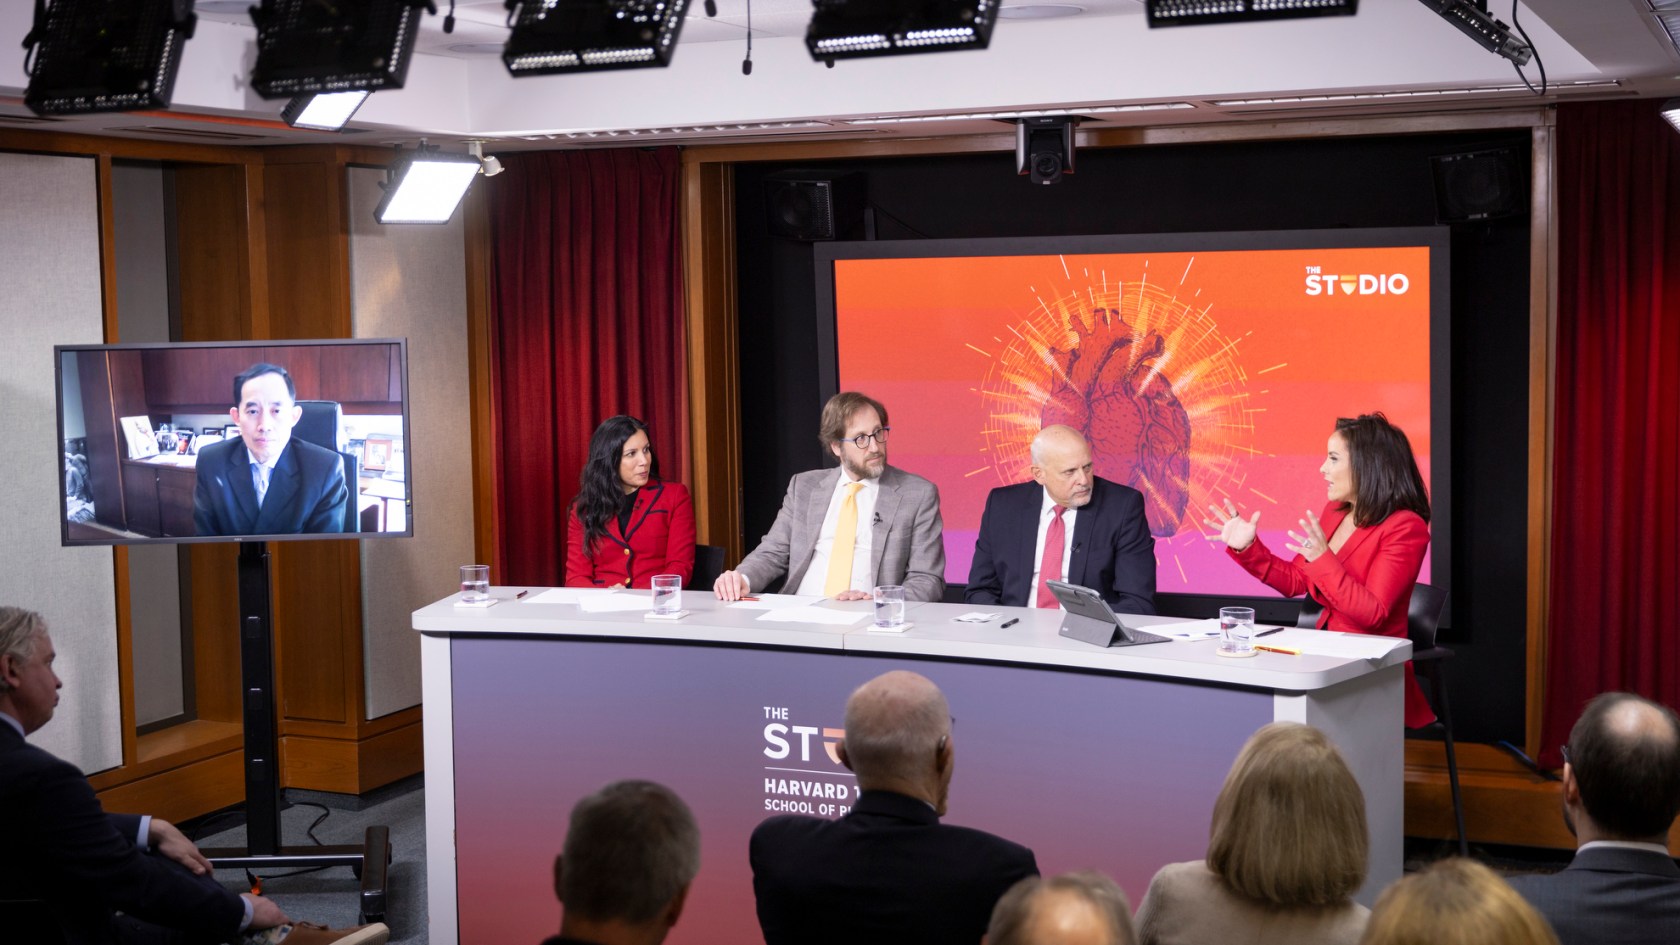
[[565, 479, 696, 589], [1229, 502, 1434, 729]]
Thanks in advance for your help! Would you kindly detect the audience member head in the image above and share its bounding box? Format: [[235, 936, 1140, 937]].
[[838, 670, 954, 814], [1359, 858, 1559, 945], [819, 391, 890, 481], [228, 362, 302, 465], [553, 779, 700, 945], [987, 871, 1135, 945], [0, 607, 59, 735], [1029, 426, 1095, 511], [1562, 691, 1680, 843], [574, 415, 660, 555], [1329, 412, 1430, 527], [1206, 721, 1367, 908]]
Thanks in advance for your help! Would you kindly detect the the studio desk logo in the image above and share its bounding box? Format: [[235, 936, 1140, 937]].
[[761, 705, 857, 817], [1304, 265, 1410, 296]]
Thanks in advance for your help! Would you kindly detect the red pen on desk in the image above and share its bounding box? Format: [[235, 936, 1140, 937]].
[[513, 589, 528, 599], [739, 596, 761, 602]]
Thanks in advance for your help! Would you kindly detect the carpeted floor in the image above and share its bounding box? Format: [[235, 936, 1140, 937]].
[[186, 777, 429, 944]]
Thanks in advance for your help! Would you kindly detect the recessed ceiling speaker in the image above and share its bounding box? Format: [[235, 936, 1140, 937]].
[[1429, 147, 1526, 223], [764, 174, 866, 241]]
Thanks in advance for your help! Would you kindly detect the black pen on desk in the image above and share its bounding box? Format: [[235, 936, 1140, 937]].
[[1000, 618, 1019, 628], [513, 589, 528, 599], [1255, 626, 1284, 637]]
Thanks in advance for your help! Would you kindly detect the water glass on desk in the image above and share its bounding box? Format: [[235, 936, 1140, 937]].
[[1218, 606, 1256, 656], [459, 564, 490, 604], [652, 574, 683, 615], [873, 585, 906, 629]]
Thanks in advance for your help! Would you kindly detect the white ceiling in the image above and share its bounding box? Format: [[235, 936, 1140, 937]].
[[0, 1, 1675, 150]]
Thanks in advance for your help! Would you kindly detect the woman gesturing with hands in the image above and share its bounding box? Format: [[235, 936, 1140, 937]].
[[1205, 414, 1435, 729]]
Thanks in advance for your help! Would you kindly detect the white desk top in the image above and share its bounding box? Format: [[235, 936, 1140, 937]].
[[413, 589, 1411, 693]]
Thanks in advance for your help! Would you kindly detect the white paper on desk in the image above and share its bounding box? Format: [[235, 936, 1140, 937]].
[[577, 594, 655, 613], [521, 588, 626, 606], [1258, 628, 1407, 661], [756, 607, 870, 626], [727, 594, 826, 610], [1147, 618, 1224, 640]]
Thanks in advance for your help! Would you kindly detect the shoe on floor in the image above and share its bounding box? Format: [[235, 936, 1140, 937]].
[[241, 921, 390, 945]]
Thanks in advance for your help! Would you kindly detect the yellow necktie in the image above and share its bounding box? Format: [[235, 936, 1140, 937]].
[[824, 482, 864, 596]]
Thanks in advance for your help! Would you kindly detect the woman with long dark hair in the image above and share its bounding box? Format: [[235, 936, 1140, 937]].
[[1205, 413, 1434, 728], [565, 415, 695, 589]]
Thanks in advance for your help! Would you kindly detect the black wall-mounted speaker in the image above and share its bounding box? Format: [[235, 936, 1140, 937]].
[[1429, 147, 1527, 223], [764, 173, 866, 241]]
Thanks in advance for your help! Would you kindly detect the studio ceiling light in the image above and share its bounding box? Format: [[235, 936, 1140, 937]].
[[1414, 0, 1532, 65], [22, 0, 197, 116], [502, 0, 693, 76], [281, 89, 370, 130], [249, 0, 433, 100], [374, 144, 482, 224], [1145, 0, 1357, 28], [806, 0, 1000, 62], [1662, 99, 1680, 135]]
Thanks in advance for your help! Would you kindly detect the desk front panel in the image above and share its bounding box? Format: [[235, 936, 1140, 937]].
[[449, 636, 1270, 945]]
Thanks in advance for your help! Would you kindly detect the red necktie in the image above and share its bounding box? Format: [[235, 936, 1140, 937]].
[[1035, 506, 1067, 609]]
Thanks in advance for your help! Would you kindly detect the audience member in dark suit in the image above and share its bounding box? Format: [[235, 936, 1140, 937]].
[[715, 392, 946, 603], [540, 780, 699, 945], [965, 425, 1155, 614], [1506, 692, 1680, 945], [1135, 723, 1369, 945], [0, 606, 385, 945], [1362, 858, 1558, 945], [750, 670, 1038, 945], [193, 363, 348, 537], [565, 416, 696, 589], [987, 872, 1136, 945]]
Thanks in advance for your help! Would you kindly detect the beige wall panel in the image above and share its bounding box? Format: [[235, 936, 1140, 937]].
[[0, 151, 121, 772], [346, 165, 473, 719]]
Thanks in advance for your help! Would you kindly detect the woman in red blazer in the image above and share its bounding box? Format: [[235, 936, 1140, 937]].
[[565, 415, 696, 589], [1205, 413, 1435, 729]]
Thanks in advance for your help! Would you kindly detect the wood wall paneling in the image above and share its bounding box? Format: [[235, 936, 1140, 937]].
[[462, 187, 499, 570], [174, 165, 255, 342], [77, 352, 126, 528], [187, 544, 241, 724], [679, 161, 743, 560]]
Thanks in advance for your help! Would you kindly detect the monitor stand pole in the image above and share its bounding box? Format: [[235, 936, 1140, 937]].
[[201, 541, 391, 923]]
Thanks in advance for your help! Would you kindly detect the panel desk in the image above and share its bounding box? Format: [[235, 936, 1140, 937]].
[[415, 591, 1410, 945]]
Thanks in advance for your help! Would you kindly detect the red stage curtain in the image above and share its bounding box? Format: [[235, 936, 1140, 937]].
[[487, 148, 688, 586], [1541, 101, 1680, 763]]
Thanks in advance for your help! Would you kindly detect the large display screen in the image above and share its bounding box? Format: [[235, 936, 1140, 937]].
[[818, 230, 1449, 601], [55, 339, 412, 545]]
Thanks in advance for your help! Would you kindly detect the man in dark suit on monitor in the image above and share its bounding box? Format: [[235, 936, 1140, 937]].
[[750, 670, 1038, 945], [965, 425, 1156, 614], [193, 362, 348, 537], [1507, 692, 1680, 945]]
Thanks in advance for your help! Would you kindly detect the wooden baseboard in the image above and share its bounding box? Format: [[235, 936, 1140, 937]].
[[95, 746, 245, 823], [1405, 740, 1574, 850], [279, 716, 424, 794]]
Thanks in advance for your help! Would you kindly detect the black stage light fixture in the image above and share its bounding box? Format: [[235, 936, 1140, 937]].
[[249, 0, 434, 100], [22, 0, 198, 116], [1663, 99, 1680, 136], [1414, 0, 1531, 65], [1145, 0, 1357, 28], [502, 0, 693, 76], [806, 0, 1000, 63], [1016, 116, 1078, 186]]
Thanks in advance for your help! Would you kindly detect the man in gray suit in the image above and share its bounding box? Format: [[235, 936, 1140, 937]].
[[1507, 692, 1680, 945], [715, 392, 945, 602]]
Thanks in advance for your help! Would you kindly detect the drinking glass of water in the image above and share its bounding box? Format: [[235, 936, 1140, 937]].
[[1218, 606, 1256, 657], [459, 564, 490, 604], [652, 574, 683, 615], [873, 585, 906, 629]]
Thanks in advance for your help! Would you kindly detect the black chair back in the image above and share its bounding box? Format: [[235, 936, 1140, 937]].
[[690, 544, 726, 590], [1296, 597, 1324, 628], [1407, 582, 1449, 651], [295, 400, 360, 532]]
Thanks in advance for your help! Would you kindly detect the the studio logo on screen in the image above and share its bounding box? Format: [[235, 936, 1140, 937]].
[[1303, 265, 1411, 297]]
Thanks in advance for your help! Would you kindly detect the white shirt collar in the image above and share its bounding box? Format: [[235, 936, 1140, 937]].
[[246, 446, 283, 472], [1040, 486, 1072, 517], [1579, 839, 1673, 856]]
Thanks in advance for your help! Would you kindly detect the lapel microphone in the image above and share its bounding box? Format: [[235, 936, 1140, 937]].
[[872, 512, 881, 526]]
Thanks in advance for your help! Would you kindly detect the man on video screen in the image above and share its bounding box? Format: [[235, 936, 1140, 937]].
[[192, 363, 348, 537]]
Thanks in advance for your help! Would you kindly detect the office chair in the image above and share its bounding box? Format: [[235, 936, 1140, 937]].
[[1298, 584, 1464, 855], [689, 544, 726, 590], [294, 400, 361, 532]]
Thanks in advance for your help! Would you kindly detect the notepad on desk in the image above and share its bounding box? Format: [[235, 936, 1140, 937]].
[[756, 607, 870, 626], [727, 594, 826, 610], [1255, 628, 1407, 662]]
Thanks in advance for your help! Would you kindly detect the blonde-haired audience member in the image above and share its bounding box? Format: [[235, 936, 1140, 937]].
[[987, 871, 1136, 945], [1134, 722, 1369, 945], [1359, 859, 1559, 945]]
